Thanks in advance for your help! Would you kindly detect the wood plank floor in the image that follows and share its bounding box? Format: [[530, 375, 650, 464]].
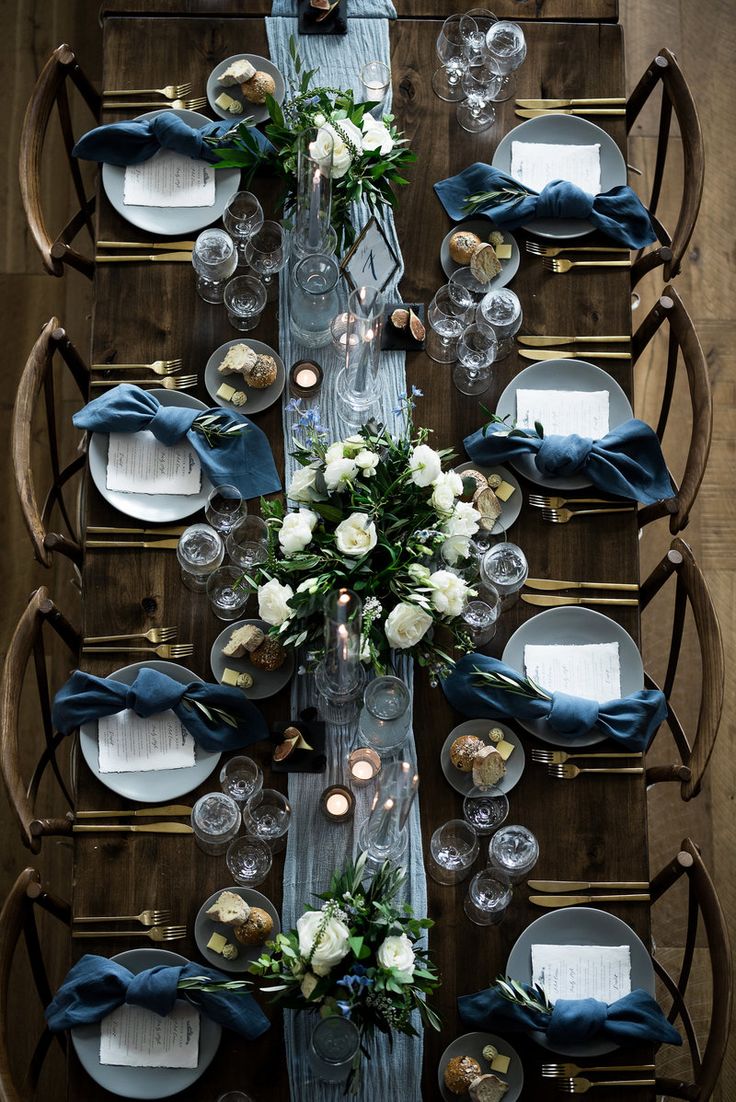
[[0, 1, 733, 1097]]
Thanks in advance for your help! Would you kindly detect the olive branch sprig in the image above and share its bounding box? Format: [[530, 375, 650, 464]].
[[494, 976, 553, 1014], [472, 666, 551, 702], [182, 697, 241, 729], [177, 976, 253, 995], [192, 412, 248, 450], [462, 183, 532, 215]]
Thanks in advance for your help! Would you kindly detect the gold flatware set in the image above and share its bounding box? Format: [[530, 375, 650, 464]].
[[519, 348, 630, 361], [541, 506, 636, 525], [96, 251, 194, 263], [531, 750, 643, 764], [528, 879, 650, 908], [102, 83, 193, 100], [90, 359, 184, 376], [543, 258, 631, 274], [549, 763, 645, 780], [88, 525, 187, 536], [560, 1077, 656, 1094], [83, 628, 178, 644], [73, 926, 188, 942], [515, 96, 626, 119], [86, 538, 184, 551], [103, 98, 207, 111], [74, 908, 173, 926], [73, 821, 193, 833], [82, 643, 194, 658], [524, 578, 638, 593], [90, 375, 198, 390]]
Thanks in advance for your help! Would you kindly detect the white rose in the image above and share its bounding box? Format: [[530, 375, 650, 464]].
[[441, 535, 471, 566], [428, 569, 468, 617], [297, 908, 351, 977], [287, 465, 320, 504], [310, 119, 362, 179], [258, 578, 294, 626], [278, 508, 318, 556], [377, 933, 415, 979], [300, 972, 321, 1000], [325, 441, 346, 465], [430, 470, 463, 516], [384, 602, 433, 649], [355, 449, 379, 477], [361, 114, 394, 155], [335, 512, 378, 557], [444, 501, 481, 538], [342, 435, 365, 456], [324, 456, 358, 492], [409, 444, 442, 487]]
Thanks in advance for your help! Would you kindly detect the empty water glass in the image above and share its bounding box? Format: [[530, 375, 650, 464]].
[[192, 228, 238, 303], [433, 14, 467, 102], [176, 523, 224, 592], [205, 484, 246, 534], [218, 1093, 256, 1102], [460, 8, 497, 64], [457, 65, 501, 133], [448, 265, 491, 308], [464, 867, 513, 925], [226, 836, 272, 887], [489, 823, 539, 882], [308, 1017, 361, 1084], [224, 275, 267, 331], [359, 675, 412, 757], [207, 566, 251, 621], [453, 322, 498, 396], [429, 819, 480, 885], [360, 60, 391, 109], [463, 784, 509, 835], [426, 284, 473, 363], [478, 288, 523, 359], [243, 788, 291, 853], [485, 20, 527, 101], [191, 792, 241, 855], [480, 541, 528, 605], [244, 220, 289, 301], [461, 589, 501, 646], [220, 755, 263, 803], [226, 515, 269, 569], [223, 190, 264, 267]]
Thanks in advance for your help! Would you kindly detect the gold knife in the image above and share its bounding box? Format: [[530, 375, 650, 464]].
[[98, 240, 195, 250], [530, 893, 650, 908], [516, 108, 626, 118], [519, 349, 631, 361], [528, 879, 649, 892], [522, 594, 638, 608], [86, 539, 180, 550], [73, 822, 193, 834], [76, 805, 192, 819], [525, 578, 639, 592], [96, 252, 193, 263], [517, 98, 626, 109], [88, 526, 188, 537], [519, 335, 631, 346]]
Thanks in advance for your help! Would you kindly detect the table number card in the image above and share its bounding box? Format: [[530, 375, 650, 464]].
[[100, 1002, 200, 1068], [97, 710, 196, 774], [106, 431, 201, 496], [524, 642, 622, 702], [532, 944, 632, 1005], [516, 389, 610, 439], [511, 141, 602, 195], [124, 150, 216, 208]]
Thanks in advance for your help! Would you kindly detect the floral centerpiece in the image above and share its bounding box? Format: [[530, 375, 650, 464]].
[[241, 393, 480, 681], [250, 855, 440, 1089], [206, 37, 415, 250]]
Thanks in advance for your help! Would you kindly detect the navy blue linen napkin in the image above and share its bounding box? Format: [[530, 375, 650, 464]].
[[73, 111, 273, 166]]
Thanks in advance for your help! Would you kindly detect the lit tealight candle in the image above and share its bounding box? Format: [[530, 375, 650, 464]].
[[289, 359, 323, 399], [320, 784, 356, 823], [347, 747, 382, 787]]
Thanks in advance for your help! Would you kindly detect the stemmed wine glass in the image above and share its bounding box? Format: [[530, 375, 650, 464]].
[[453, 322, 498, 395], [223, 191, 264, 268], [432, 15, 467, 102], [485, 21, 527, 102], [477, 288, 523, 358], [426, 284, 474, 363], [225, 515, 269, 569], [448, 266, 490, 309], [459, 8, 497, 65], [244, 220, 289, 300], [457, 65, 502, 133]]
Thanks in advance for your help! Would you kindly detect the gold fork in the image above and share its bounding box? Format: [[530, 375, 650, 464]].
[[542, 507, 635, 524], [102, 83, 192, 99], [549, 764, 645, 779], [83, 628, 178, 645], [82, 644, 194, 659], [532, 749, 643, 764], [526, 243, 630, 257], [529, 494, 624, 509], [561, 1079, 656, 1094], [73, 926, 187, 942], [543, 258, 632, 273], [103, 97, 208, 111], [91, 360, 182, 373], [542, 1063, 655, 1078], [74, 908, 172, 927], [90, 375, 198, 391]]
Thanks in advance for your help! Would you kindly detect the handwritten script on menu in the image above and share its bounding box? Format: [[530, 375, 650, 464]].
[[107, 431, 201, 496], [524, 642, 622, 703], [532, 943, 632, 1005], [97, 710, 196, 774], [100, 1002, 200, 1068], [124, 150, 216, 208], [516, 389, 610, 439]]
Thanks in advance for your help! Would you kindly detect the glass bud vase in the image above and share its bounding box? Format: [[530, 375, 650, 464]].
[[358, 759, 419, 871], [294, 127, 333, 258], [314, 588, 367, 725], [335, 286, 385, 429], [290, 254, 340, 348], [358, 676, 412, 757]]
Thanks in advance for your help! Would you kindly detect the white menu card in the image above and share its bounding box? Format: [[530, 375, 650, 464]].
[[124, 150, 216, 207], [532, 944, 632, 1004], [106, 431, 201, 496], [100, 1002, 200, 1068], [524, 642, 621, 702], [516, 389, 610, 438], [97, 710, 196, 774], [511, 141, 602, 195]]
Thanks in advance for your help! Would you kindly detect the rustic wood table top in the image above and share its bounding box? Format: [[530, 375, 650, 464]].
[[72, 15, 653, 1102], [99, 1, 619, 22]]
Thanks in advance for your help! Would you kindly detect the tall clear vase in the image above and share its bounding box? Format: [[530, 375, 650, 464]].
[[335, 286, 385, 429]]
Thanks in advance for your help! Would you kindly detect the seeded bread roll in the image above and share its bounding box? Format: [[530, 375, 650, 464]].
[[241, 71, 276, 104], [449, 230, 483, 265], [450, 734, 486, 772], [246, 354, 278, 389], [249, 637, 286, 671], [472, 745, 506, 788], [233, 907, 273, 945], [444, 1056, 483, 1095]]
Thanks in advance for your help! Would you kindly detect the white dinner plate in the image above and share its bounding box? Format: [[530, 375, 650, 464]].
[[441, 719, 525, 796], [506, 907, 654, 1056], [101, 109, 241, 235], [210, 619, 295, 701], [71, 948, 221, 1099], [495, 358, 633, 491], [79, 660, 221, 802], [439, 220, 520, 287], [454, 461, 522, 535], [502, 605, 644, 747], [88, 387, 213, 522], [207, 54, 286, 124], [492, 115, 627, 239], [195, 886, 281, 973], [438, 1032, 523, 1102], [204, 338, 285, 416]]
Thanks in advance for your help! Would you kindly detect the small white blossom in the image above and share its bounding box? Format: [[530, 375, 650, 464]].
[[409, 444, 442, 487]]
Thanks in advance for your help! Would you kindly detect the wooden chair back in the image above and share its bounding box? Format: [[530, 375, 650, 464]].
[[633, 287, 711, 534], [12, 317, 89, 568], [649, 839, 732, 1100], [0, 589, 80, 853], [19, 43, 100, 278], [641, 539, 724, 801], [627, 48, 704, 287], [0, 868, 71, 1102]]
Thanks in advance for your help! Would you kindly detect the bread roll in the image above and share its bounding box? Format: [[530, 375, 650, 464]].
[[450, 230, 482, 265]]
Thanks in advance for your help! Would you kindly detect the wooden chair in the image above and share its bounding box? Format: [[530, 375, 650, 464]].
[[12, 317, 89, 568], [649, 839, 732, 1100], [0, 868, 71, 1102], [19, 44, 101, 278], [641, 539, 724, 802], [633, 287, 711, 535], [0, 589, 80, 854], [627, 48, 704, 287]]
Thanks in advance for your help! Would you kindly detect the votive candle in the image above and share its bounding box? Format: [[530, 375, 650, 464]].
[[289, 359, 323, 399], [320, 785, 356, 823], [347, 747, 382, 787]]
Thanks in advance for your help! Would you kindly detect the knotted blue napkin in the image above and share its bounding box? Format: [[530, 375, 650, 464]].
[[73, 110, 274, 166], [465, 420, 673, 505], [443, 654, 667, 751], [74, 384, 281, 499], [46, 954, 269, 1039], [53, 667, 268, 754], [434, 164, 656, 249], [458, 983, 681, 1047]]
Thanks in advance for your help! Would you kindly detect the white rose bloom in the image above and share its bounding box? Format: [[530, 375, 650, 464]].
[[441, 535, 471, 566], [287, 465, 320, 504], [296, 908, 351, 977], [384, 602, 433, 649], [342, 435, 365, 456], [324, 441, 346, 465], [309, 119, 362, 179], [445, 501, 481, 538], [324, 456, 358, 492], [409, 444, 442, 487], [361, 114, 394, 155], [258, 578, 295, 626], [355, 449, 380, 477], [377, 933, 415, 979], [278, 508, 318, 556], [428, 569, 468, 617], [300, 972, 320, 1000], [335, 512, 378, 557], [430, 470, 463, 516]]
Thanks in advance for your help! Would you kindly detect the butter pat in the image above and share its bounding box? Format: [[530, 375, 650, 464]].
[[207, 932, 228, 954], [494, 480, 516, 502], [491, 1053, 511, 1075], [217, 382, 237, 402], [222, 667, 254, 690], [495, 243, 512, 260], [496, 739, 515, 761], [214, 91, 243, 115]]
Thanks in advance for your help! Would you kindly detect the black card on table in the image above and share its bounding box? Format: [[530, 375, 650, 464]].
[[298, 0, 348, 35]]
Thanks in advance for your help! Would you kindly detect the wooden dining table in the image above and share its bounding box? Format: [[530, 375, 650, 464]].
[[71, 11, 656, 1102]]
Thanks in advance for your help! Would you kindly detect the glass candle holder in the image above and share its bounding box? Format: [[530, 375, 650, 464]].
[[242, 788, 291, 853], [478, 287, 523, 359], [428, 819, 480, 885], [225, 836, 272, 887], [480, 541, 528, 606], [224, 275, 267, 332], [290, 254, 341, 348], [464, 868, 513, 925], [319, 784, 356, 823], [358, 760, 419, 869], [330, 311, 360, 358], [292, 224, 338, 263], [205, 484, 246, 535], [289, 359, 323, 399], [219, 755, 263, 804], [176, 523, 224, 592], [360, 60, 391, 109], [191, 792, 241, 855], [314, 588, 366, 721], [358, 675, 412, 757], [207, 565, 250, 621], [335, 286, 385, 429], [347, 747, 382, 787], [192, 228, 238, 303], [488, 824, 539, 882], [463, 784, 509, 836], [295, 127, 333, 257], [308, 1016, 360, 1084]]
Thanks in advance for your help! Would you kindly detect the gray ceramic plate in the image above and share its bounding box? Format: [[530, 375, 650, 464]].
[[195, 886, 281, 973], [79, 660, 221, 802], [70, 948, 221, 1099], [88, 387, 213, 522], [502, 605, 644, 748], [101, 109, 241, 235], [438, 1031, 523, 1102], [495, 358, 633, 491], [440, 220, 520, 286], [441, 719, 525, 796], [506, 907, 654, 1056], [492, 115, 627, 239], [204, 338, 285, 416], [454, 461, 522, 536], [207, 54, 286, 124], [210, 619, 295, 701]]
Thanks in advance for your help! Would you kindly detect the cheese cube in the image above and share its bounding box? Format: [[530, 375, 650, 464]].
[[207, 932, 228, 954], [216, 382, 237, 402], [221, 667, 241, 687], [214, 92, 243, 114], [496, 739, 515, 761], [491, 1053, 511, 1075], [495, 244, 513, 260], [494, 480, 516, 502]]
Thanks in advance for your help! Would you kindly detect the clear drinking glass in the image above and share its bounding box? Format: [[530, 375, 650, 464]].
[[426, 284, 473, 364], [308, 1017, 360, 1084], [225, 515, 269, 569], [205, 485, 246, 534], [433, 14, 467, 102], [290, 254, 341, 348], [191, 792, 241, 855], [207, 565, 251, 621], [226, 836, 272, 887], [220, 755, 263, 803], [224, 275, 267, 331], [485, 20, 527, 101], [464, 868, 513, 925], [360, 60, 391, 110], [242, 788, 291, 853], [223, 190, 264, 267], [244, 220, 289, 301], [192, 228, 238, 303], [463, 784, 509, 836], [176, 523, 224, 592], [461, 591, 501, 646], [460, 8, 498, 64], [453, 322, 498, 396], [480, 541, 528, 604], [358, 675, 412, 757], [218, 1094, 256, 1102], [457, 65, 501, 133], [478, 288, 523, 359], [429, 819, 480, 885], [448, 266, 491, 308], [489, 824, 539, 882]]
